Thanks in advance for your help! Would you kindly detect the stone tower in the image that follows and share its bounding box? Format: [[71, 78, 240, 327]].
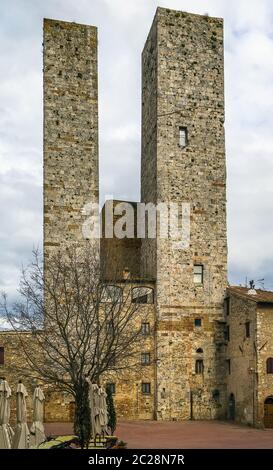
[[43, 19, 99, 256], [141, 8, 228, 419]]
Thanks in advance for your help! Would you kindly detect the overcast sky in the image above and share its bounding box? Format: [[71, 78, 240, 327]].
[[1, 0, 273, 303]]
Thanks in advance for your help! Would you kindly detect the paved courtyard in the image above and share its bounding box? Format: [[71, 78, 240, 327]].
[[45, 420, 273, 449]]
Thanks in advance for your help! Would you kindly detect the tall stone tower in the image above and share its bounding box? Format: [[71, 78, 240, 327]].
[[43, 19, 99, 256], [141, 8, 228, 419]]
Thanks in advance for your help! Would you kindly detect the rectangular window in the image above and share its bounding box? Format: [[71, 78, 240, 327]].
[[225, 325, 230, 342], [106, 383, 116, 395], [225, 297, 230, 316], [194, 318, 202, 327], [227, 359, 231, 375], [245, 322, 250, 338], [108, 355, 116, 367], [141, 382, 151, 394], [141, 322, 150, 335], [179, 127, 188, 148], [194, 265, 203, 284], [0, 347, 4, 365], [141, 352, 151, 365]]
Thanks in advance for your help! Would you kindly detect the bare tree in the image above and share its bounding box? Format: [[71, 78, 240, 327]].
[[1, 243, 150, 446]]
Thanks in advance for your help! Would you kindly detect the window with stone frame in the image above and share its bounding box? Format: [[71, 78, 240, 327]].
[[245, 321, 250, 338], [194, 265, 203, 284], [194, 318, 202, 327], [101, 285, 123, 303], [141, 352, 151, 366], [227, 359, 231, 375], [141, 382, 151, 394], [179, 127, 188, 148], [266, 358, 273, 374], [224, 297, 230, 316], [195, 359, 204, 374], [108, 354, 116, 367], [141, 322, 151, 335], [0, 347, 4, 365], [132, 287, 154, 304], [225, 325, 230, 342]]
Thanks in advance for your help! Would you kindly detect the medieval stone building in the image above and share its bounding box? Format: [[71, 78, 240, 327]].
[[1, 7, 273, 427]]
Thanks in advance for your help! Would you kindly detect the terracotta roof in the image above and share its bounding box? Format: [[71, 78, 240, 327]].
[[227, 286, 273, 304]]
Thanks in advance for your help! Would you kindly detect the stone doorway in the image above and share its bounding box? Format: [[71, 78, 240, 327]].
[[228, 393, 235, 421], [264, 397, 273, 428]]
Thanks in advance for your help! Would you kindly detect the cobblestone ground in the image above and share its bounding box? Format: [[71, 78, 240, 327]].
[[44, 420, 273, 449]]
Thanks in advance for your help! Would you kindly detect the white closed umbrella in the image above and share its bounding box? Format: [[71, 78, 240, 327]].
[[0, 378, 14, 449], [12, 381, 30, 449], [92, 384, 102, 436], [30, 386, 46, 447], [98, 387, 108, 434]]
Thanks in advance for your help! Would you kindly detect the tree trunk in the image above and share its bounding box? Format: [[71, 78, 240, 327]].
[[74, 381, 91, 449]]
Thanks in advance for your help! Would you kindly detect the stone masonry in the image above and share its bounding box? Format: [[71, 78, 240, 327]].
[[43, 19, 99, 256], [141, 8, 227, 420], [1, 8, 273, 427], [226, 287, 273, 428]]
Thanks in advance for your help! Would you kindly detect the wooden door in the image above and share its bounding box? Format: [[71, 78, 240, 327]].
[[264, 402, 273, 428]]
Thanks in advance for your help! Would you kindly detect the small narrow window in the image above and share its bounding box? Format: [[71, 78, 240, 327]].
[[194, 265, 203, 284], [245, 322, 250, 338], [141, 352, 151, 366], [196, 348, 203, 354], [225, 297, 230, 316], [141, 322, 150, 335], [225, 325, 230, 342], [266, 358, 273, 374], [107, 320, 114, 335], [195, 359, 204, 374], [141, 382, 151, 394], [106, 383, 116, 395], [227, 359, 231, 374], [179, 127, 188, 148], [0, 347, 4, 365], [194, 318, 202, 327], [108, 355, 116, 367]]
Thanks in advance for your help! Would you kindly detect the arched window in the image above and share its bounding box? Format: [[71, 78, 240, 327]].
[[195, 359, 204, 374], [196, 348, 203, 354], [266, 358, 273, 374], [101, 285, 123, 303], [132, 287, 154, 304]]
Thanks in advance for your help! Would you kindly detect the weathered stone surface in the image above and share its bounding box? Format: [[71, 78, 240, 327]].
[[43, 19, 99, 255], [141, 7, 227, 420], [4, 9, 272, 427], [226, 287, 273, 427]]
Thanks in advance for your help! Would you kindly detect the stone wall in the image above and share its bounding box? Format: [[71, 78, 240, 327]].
[[256, 303, 273, 426], [101, 200, 141, 280], [225, 293, 257, 426], [0, 331, 72, 424], [0, 280, 156, 423], [101, 281, 156, 420], [43, 19, 99, 256], [141, 7, 227, 420]]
